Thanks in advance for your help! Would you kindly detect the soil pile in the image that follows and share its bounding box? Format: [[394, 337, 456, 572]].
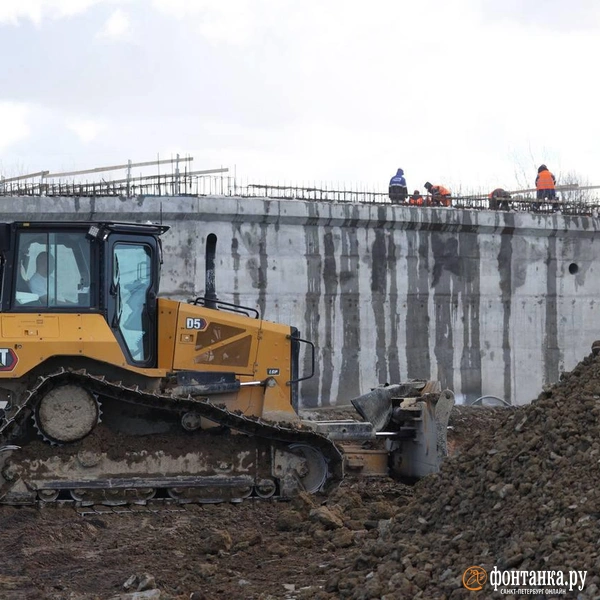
[[334, 352, 600, 599], [3, 384, 585, 599]]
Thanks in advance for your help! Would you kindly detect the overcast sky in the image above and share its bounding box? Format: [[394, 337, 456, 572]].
[[1, 0, 599, 195]]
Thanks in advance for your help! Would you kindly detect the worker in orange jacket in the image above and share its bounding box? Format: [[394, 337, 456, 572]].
[[408, 190, 424, 206], [535, 165, 556, 200], [424, 182, 452, 207], [534, 164, 557, 212]]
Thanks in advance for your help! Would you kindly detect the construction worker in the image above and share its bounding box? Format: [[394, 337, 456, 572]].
[[389, 168, 408, 204], [424, 182, 452, 207], [489, 188, 511, 211], [408, 189, 424, 206], [534, 164, 557, 212], [535, 165, 556, 200]]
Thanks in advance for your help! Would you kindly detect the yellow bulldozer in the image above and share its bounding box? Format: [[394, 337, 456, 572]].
[[0, 221, 454, 505]]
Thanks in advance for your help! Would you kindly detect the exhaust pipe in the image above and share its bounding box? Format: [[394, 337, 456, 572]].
[[205, 233, 218, 309]]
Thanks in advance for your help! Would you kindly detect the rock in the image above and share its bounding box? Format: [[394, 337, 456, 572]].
[[297, 586, 327, 599], [267, 543, 289, 557], [368, 502, 397, 520], [232, 540, 250, 552], [291, 491, 317, 512], [347, 507, 369, 522], [107, 591, 161, 600], [413, 571, 430, 588], [232, 531, 263, 551], [295, 535, 315, 548], [195, 563, 217, 580], [325, 573, 340, 593], [497, 483, 515, 498], [327, 488, 363, 511], [198, 529, 232, 554], [309, 506, 343, 529], [337, 577, 357, 595], [331, 527, 354, 548], [276, 509, 305, 531], [246, 532, 263, 546], [311, 527, 331, 543], [122, 575, 137, 591], [137, 574, 156, 592]]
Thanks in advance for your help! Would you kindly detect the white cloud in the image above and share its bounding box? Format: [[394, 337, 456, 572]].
[[3, 0, 600, 192], [0, 0, 106, 25], [66, 117, 105, 143], [151, 0, 277, 45], [0, 102, 31, 151], [96, 8, 130, 40]]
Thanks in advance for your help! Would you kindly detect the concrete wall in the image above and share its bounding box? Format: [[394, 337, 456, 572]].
[[2, 194, 600, 406]]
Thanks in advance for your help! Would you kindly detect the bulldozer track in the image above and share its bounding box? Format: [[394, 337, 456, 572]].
[[0, 368, 344, 505]]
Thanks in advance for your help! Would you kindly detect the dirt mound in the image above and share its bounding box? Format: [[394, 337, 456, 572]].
[[0, 400, 536, 599], [447, 404, 513, 455], [333, 352, 600, 599]]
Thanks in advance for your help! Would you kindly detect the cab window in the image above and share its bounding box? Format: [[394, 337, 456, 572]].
[[112, 243, 152, 362], [15, 232, 91, 308]]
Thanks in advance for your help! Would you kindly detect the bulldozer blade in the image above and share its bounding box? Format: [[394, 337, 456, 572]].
[[389, 389, 455, 479], [351, 384, 409, 432]]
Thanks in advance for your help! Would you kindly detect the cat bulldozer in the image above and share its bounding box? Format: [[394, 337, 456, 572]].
[[0, 221, 454, 506]]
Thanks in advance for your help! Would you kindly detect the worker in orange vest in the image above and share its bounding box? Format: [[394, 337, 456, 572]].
[[535, 165, 556, 200], [408, 189, 424, 206], [534, 164, 557, 212], [424, 182, 452, 207]]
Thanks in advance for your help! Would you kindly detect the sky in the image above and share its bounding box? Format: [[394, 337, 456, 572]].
[[1, 0, 599, 195]]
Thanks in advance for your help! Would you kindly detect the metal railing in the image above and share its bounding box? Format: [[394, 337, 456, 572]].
[[2, 159, 600, 216]]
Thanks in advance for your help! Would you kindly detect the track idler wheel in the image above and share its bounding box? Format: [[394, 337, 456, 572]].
[[34, 384, 100, 444], [287, 443, 328, 494]]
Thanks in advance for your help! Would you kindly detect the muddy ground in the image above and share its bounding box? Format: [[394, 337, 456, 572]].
[[0, 405, 508, 600], [4, 343, 600, 600]]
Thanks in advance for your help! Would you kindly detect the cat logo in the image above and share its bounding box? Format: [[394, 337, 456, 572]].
[[0, 348, 18, 371]]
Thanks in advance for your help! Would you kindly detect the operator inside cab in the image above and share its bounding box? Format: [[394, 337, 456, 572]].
[[15, 233, 91, 308]]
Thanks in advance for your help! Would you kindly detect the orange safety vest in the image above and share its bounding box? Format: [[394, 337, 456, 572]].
[[433, 185, 451, 207], [409, 195, 423, 206], [536, 170, 555, 190]]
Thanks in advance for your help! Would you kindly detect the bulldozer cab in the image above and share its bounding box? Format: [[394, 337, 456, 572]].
[[0, 221, 167, 368]]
